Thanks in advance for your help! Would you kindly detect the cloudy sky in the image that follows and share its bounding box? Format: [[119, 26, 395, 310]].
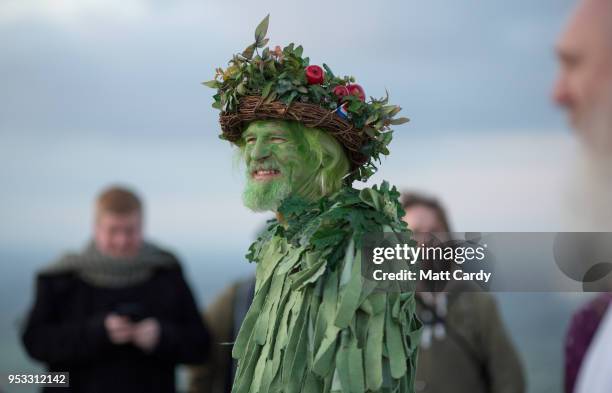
[[0, 0, 578, 257]]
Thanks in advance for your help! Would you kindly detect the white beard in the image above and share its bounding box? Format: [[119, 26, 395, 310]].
[[565, 83, 612, 231], [576, 81, 612, 156], [566, 152, 612, 230]]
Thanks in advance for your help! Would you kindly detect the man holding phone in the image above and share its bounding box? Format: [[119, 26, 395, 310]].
[[22, 186, 210, 393]]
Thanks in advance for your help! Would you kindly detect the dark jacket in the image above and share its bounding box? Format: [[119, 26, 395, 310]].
[[22, 260, 210, 393]]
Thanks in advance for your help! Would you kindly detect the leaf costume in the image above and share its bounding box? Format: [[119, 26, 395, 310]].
[[205, 15, 421, 393], [232, 183, 420, 393]]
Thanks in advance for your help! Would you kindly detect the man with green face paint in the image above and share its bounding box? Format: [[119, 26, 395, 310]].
[[242, 120, 349, 212], [205, 16, 421, 393]]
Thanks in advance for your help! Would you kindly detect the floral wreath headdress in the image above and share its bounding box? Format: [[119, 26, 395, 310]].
[[205, 15, 409, 182]]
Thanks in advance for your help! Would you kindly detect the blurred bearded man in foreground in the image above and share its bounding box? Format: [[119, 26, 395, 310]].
[[553, 0, 612, 230], [553, 0, 612, 392]]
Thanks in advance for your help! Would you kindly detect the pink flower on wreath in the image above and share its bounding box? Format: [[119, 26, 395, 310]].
[[271, 45, 284, 61]]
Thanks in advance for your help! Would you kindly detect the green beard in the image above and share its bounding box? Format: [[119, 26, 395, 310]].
[[242, 172, 292, 212]]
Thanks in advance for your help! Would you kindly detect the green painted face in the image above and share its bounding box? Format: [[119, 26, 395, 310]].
[[241, 120, 321, 212]]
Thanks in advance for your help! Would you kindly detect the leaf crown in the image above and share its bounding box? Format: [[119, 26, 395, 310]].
[[204, 15, 409, 182]]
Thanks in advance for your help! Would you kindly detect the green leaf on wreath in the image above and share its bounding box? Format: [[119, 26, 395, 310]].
[[254, 14, 270, 44]]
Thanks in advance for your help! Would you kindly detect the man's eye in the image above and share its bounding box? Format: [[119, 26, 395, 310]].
[[245, 137, 256, 144], [559, 51, 581, 70], [270, 137, 287, 143]]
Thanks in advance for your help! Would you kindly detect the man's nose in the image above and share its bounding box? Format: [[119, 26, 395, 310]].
[[250, 139, 271, 161], [114, 233, 130, 248], [552, 73, 571, 108]]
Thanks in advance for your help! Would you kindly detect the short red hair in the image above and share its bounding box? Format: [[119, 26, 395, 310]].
[[95, 186, 142, 217]]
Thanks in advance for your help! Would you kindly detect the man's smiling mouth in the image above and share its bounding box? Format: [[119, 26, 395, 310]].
[[252, 169, 281, 181]]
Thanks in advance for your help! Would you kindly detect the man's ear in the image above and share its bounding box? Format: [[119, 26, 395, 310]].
[[322, 147, 343, 172]]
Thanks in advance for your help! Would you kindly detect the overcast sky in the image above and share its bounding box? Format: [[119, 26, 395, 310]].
[[0, 0, 579, 257]]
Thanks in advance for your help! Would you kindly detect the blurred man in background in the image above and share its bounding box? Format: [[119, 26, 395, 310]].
[[188, 224, 269, 393], [553, 0, 612, 392], [188, 276, 255, 393], [402, 192, 524, 393], [22, 186, 210, 393]]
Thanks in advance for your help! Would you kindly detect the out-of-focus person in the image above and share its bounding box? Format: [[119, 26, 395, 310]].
[[553, 0, 612, 230], [401, 192, 525, 393], [21, 186, 210, 393], [553, 1, 612, 392], [188, 277, 255, 393], [188, 224, 272, 393]]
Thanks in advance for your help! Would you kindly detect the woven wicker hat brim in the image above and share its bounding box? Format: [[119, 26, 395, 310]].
[[219, 96, 369, 168]]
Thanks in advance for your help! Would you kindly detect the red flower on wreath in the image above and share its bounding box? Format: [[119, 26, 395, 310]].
[[346, 84, 366, 102], [333, 85, 350, 101], [305, 65, 324, 85]]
